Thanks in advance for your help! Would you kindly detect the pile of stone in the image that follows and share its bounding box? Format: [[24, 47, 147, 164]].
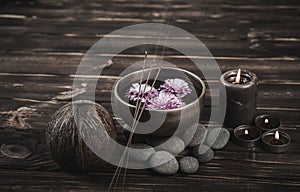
[[127, 125, 230, 175]]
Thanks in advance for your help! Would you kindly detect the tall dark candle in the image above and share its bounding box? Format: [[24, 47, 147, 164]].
[[220, 69, 258, 128]]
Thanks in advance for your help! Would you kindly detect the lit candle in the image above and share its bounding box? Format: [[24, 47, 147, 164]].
[[233, 125, 261, 147], [261, 130, 291, 153], [220, 69, 258, 128], [270, 131, 283, 145], [255, 114, 280, 132]]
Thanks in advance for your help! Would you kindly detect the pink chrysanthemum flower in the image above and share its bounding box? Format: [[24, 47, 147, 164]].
[[126, 83, 158, 102], [147, 92, 185, 110], [160, 78, 192, 98]]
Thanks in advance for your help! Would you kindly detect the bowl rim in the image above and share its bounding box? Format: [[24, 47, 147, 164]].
[[113, 66, 206, 112]]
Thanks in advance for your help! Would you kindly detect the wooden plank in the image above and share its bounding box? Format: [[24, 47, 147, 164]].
[[0, 76, 299, 110], [0, 0, 299, 58], [1, 96, 299, 133], [0, 130, 299, 191], [0, 34, 299, 58], [0, 54, 299, 78], [3, 128, 299, 184], [0, 168, 298, 192]]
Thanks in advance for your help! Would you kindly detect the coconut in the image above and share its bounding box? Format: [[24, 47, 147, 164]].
[[46, 100, 117, 172]]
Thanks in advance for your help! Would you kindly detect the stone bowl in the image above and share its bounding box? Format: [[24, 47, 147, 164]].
[[113, 67, 206, 136]]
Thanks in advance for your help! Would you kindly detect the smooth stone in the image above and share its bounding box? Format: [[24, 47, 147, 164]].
[[205, 127, 230, 150], [129, 143, 155, 161], [180, 124, 207, 147], [192, 145, 214, 163], [149, 151, 179, 175], [146, 136, 185, 155], [179, 156, 199, 174]]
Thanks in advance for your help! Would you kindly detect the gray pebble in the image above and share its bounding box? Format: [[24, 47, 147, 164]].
[[180, 124, 207, 147], [179, 156, 199, 174], [192, 145, 214, 163], [146, 136, 185, 155], [129, 143, 155, 161], [205, 127, 230, 150], [149, 151, 179, 175]]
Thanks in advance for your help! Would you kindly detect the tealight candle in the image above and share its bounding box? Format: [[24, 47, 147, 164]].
[[261, 130, 291, 153], [255, 114, 280, 132], [220, 69, 258, 128], [233, 125, 261, 147]]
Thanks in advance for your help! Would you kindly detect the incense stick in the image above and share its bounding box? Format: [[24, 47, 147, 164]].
[[108, 52, 161, 192], [121, 66, 162, 191], [121, 53, 156, 191]]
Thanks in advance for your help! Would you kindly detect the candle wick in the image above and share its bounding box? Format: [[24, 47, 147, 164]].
[[235, 68, 241, 84]]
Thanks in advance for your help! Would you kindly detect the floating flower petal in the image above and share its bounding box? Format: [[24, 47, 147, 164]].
[[160, 78, 192, 98], [126, 83, 158, 102], [147, 92, 185, 110]]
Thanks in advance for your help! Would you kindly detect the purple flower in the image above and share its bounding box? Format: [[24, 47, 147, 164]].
[[160, 78, 192, 98], [147, 92, 185, 110], [126, 83, 158, 102]]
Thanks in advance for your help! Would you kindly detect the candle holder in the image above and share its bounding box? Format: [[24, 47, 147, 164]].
[[233, 125, 261, 148], [255, 114, 280, 132], [261, 130, 291, 153], [220, 69, 258, 128]]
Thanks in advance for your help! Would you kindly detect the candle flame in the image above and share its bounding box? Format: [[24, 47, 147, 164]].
[[275, 131, 280, 140], [264, 118, 269, 124], [235, 68, 241, 84], [245, 129, 249, 135]]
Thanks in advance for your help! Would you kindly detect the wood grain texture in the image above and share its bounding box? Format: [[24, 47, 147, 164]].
[[0, 0, 299, 191]]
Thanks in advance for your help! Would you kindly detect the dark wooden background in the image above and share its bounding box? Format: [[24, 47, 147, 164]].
[[0, 0, 299, 191]]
